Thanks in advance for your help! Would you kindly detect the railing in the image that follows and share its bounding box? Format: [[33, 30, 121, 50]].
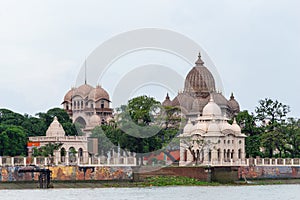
[[179, 158, 300, 167], [0, 156, 137, 167]]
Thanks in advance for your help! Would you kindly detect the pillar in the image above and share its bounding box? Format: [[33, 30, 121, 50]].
[[83, 151, 89, 164], [11, 157, 14, 166], [66, 151, 69, 165], [211, 150, 218, 165], [0, 156, 2, 166], [24, 157, 27, 166]]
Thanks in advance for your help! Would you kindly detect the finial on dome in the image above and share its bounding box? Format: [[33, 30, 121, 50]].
[[84, 59, 87, 85], [195, 52, 205, 66], [166, 93, 170, 100], [230, 92, 235, 100], [54, 116, 58, 121], [209, 94, 214, 102], [233, 118, 237, 124]]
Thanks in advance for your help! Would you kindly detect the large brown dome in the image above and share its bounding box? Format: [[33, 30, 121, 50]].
[[88, 85, 110, 101], [75, 84, 94, 98], [184, 53, 215, 97], [63, 88, 75, 102]]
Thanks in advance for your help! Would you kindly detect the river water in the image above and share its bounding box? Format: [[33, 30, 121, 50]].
[[0, 185, 299, 200]]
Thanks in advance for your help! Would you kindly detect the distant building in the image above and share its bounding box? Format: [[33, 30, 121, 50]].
[[179, 96, 246, 166], [29, 116, 89, 164], [62, 84, 113, 136], [162, 53, 240, 121]]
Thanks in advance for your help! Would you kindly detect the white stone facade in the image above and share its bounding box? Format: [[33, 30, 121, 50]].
[[179, 97, 246, 166], [29, 117, 89, 164]]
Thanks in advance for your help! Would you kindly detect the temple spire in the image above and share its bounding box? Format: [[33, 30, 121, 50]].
[[84, 59, 87, 85], [195, 52, 205, 66]]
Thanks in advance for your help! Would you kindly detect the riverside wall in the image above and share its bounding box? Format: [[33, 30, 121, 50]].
[[0, 166, 132, 182], [1, 165, 300, 183]]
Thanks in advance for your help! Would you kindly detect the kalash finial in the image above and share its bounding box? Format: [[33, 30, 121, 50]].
[[195, 52, 205, 66]]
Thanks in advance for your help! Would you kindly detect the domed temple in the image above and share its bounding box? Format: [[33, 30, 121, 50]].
[[179, 96, 246, 166], [162, 53, 240, 120], [62, 83, 113, 135], [170, 53, 246, 166]]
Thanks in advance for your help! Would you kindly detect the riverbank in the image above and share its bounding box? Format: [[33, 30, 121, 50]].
[[1, 176, 300, 190]]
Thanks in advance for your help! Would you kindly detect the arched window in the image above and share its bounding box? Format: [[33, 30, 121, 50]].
[[238, 149, 242, 159], [101, 100, 105, 109], [60, 148, 66, 163]]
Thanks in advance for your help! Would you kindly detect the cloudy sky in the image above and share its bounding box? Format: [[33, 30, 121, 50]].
[[0, 0, 299, 117]]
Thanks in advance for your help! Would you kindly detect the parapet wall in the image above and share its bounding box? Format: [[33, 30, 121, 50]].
[[239, 166, 300, 179], [0, 166, 132, 182]]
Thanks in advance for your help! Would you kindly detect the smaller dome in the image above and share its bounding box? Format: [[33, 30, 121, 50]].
[[207, 120, 220, 134], [162, 93, 172, 107], [192, 120, 207, 133], [75, 84, 94, 98], [202, 96, 222, 117], [232, 118, 241, 133], [183, 119, 193, 134], [228, 93, 240, 113], [64, 88, 75, 102], [89, 114, 101, 127], [88, 85, 110, 101], [171, 93, 194, 111], [220, 120, 232, 131], [46, 116, 65, 137]]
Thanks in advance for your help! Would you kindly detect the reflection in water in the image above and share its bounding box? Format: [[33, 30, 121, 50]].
[[0, 185, 300, 200]]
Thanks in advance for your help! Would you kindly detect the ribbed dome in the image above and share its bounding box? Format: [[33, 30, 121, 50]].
[[88, 85, 110, 101], [202, 96, 222, 117], [207, 121, 220, 134], [64, 88, 75, 102], [220, 120, 232, 131], [192, 120, 207, 133], [75, 84, 94, 98], [89, 114, 101, 127], [232, 119, 241, 133], [162, 93, 172, 107], [171, 93, 194, 110], [212, 93, 229, 108], [228, 93, 240, 113], [184, 53, 215, 96]]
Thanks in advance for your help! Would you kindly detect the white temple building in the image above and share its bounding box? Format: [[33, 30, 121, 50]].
[[29, 116, 89, 164], [179, 96, 246, 166]]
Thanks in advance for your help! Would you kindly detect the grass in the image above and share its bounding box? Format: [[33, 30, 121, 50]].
[[142, 176, 220, 187]]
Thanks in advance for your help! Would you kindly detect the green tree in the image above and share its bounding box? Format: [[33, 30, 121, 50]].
[[255, 98, 290, 131], [0, 124, 27, 156]]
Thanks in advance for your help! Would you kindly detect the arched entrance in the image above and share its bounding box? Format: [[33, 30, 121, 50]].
[[75, 117, 87, 128], [60, 148, 66, 163], [68, 147, 77, 164]]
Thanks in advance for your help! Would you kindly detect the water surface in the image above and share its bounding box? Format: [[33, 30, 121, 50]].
[[0, 185, 299, 200]]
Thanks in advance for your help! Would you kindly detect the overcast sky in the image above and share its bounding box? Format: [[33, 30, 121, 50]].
[[0, 0, 299, 117]]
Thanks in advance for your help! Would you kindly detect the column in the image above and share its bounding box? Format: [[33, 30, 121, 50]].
[[0, 157, 2, 166], [11, 157, 14, 166], [83, 151, 89, 164], [24, 157, 27, 166], [66, 151, 69, 165], [212, 150, 217, 165]]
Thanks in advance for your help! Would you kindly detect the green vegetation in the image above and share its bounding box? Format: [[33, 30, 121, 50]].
[[237, 98, 300, 158], [143, 176, 219, 186], [91, 95, 180, 165], [0, 108, 77, 157]]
